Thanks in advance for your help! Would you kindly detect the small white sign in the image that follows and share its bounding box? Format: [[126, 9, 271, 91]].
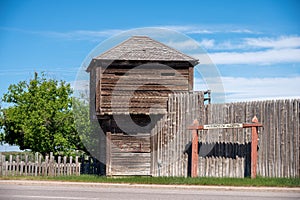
[[203, 123, 243, 129]]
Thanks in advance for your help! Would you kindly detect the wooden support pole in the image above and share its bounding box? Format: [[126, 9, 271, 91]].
[[187, 116, 262, 178], [191, 119, 199, 178], [251, 116, 259, 179]]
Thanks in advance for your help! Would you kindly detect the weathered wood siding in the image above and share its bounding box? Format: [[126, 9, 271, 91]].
[[206, 100, 300, 178], [92, 62, 192, 115], [151, 98, 300, 178], [151, 92, 205, 177], [106, 132, 151, 176], [200, 103, 252, 178]]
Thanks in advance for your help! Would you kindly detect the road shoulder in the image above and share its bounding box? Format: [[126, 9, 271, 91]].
[[0, 180, 299, 192]]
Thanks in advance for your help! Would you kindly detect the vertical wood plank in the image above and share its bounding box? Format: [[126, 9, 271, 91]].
[[106, 132, 112, 176], [95, 67, 102, 113], [69, 156, 73, 175], [9, 155, 13, 176], [191, 119, 199, 178], [251, 116, 259, 178], [58, 156, 61, 176], [63, 156, 67, 176], [15, 156, 19, 176]]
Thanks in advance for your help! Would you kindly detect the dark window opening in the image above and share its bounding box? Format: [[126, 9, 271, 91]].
[[115, 72, 127, 76], [161, 72, 175, 76]]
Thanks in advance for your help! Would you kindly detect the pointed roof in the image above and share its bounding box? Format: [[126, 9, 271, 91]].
[[92, 36, 198, 65]]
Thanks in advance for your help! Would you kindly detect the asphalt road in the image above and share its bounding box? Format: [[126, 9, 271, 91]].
[[0, 181, 299, 200]]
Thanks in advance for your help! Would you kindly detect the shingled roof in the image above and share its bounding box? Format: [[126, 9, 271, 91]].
[[91, 36, 199, 65]]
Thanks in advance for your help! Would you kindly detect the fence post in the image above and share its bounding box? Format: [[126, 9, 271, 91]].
[[251, 116, 259, 179], [63, 156, 67, 175], [57, 156, 61, 176], [9, 155, 13, 176], [16, 155, 20, 176], [45, 155, 49, 176], [50, 152, 54, 176], [38, 155, 42, 176], [75, 156, 79, 176], [191, 119, 199, 178], [69, 156, 73, 175], [35, 153, 38, 176]]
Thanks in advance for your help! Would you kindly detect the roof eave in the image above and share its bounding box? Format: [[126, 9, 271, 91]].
[[86, 58, 199, 72]]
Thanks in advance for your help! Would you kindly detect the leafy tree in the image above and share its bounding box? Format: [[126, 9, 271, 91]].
[[73, 94, 101, 159], [0, 72, 84, 156]]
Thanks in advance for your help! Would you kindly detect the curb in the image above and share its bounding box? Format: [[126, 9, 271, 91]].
[[0, 180, 299, 192]]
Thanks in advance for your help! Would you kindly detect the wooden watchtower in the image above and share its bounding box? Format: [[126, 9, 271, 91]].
[[87, 36, 198, 175]]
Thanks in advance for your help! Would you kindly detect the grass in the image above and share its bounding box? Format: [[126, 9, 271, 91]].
[[1, 175, 299, 187]]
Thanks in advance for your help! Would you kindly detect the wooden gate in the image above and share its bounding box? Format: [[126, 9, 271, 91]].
[[106, 132, 151, 176], [188, 116, 263, 178]]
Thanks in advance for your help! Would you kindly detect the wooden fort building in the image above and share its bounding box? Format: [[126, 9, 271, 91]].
[[87, 36, 199, 175]]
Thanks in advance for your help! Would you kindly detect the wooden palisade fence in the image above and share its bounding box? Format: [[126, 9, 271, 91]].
[[151, 94, 300, 178], [151, 92, 250, 178], [206, 99, 300, 178], [2, 98, 298, 178], [188, 116, 263, 178], [151, 92, 205, 177], [0, 152, 80, 176]]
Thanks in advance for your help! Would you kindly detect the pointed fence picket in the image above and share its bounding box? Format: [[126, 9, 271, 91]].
[[0, 152, 80, 176]]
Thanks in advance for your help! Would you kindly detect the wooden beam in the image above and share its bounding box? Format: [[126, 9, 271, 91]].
[[243, 123, 263, 128], [188, 125, 204, 130], [187, 116, 262, 178], [188, 66, 194, 92], [191, 119, 199, 178], [89, 67, 97, 120], [96, 67, 102, 113], [251, 116, 259, 179], [188, 123, 262, 130]]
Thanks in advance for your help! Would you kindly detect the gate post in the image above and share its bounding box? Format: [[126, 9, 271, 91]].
[[251, 116, 259, 179], [188, 116, 262, 178], [191, 119, 199, 178]]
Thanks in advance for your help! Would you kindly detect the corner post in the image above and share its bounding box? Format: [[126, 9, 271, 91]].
[[251, 116, 259, 179], [191, 119, 199, 178]]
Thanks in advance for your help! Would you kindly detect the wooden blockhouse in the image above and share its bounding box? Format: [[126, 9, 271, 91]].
[[87, 36, 199, 175]]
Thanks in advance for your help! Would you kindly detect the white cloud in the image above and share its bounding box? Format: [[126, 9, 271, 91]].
[[244, 36, 300, 49], [2, 25, 261, 43], [166, 40, 199, 50], [193, 48, 300, 65], [194, 36, 300, 51], [203, 40, 247, 50], [70, 80, 89, 92], [159, 25, 259, 35], [43, 29, 123, 41], [185, 29, 215, 34], [1, 27, 124, 41], [229, 29, 257, 34], [166, 39, 215, 51], [191, 35, 300, 65], [195, 76, 300, 102], [198, 39, 215, 49], [158, 25, 214, 34], [7, 26, 299, 66]]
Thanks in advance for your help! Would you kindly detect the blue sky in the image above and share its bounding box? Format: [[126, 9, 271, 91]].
[[0, 0, 299, 104]]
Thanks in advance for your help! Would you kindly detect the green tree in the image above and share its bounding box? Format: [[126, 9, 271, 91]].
[[73, 95, 101, 158], [0, 72, 84, 156]]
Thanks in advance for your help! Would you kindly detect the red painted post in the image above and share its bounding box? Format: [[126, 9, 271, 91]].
[[191, 119, 199, 178], [251, 116, 259, 179], [188, 117, 262, 178]]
